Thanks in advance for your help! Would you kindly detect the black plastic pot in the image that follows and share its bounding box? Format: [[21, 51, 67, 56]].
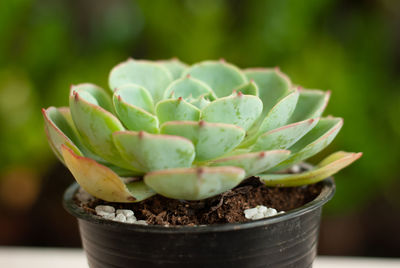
[[63, 178, 335, 268]]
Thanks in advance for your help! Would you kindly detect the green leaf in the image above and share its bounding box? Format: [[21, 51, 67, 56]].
[[42, 107, 84, 162], [163, 75, 216, 100], [160, 121, 245, 161], [114, 84, 154, 113], [233, 80, 259, 96], [71, 83, 113, 112], [201, 92, 263, 131], [244, 68, 291, 117], [274, 117, 344, 170], [69, 89, 137, 171], [113, 85, 159, 133], [210, 150, 290, 177], [240, 89, 299, 147], [61, 145, 154, 202], [157, 58, 188, 79], [251, 118, 318, 152], [113, 131, 195, 172], [287, 89, 330, 124], [259, 151, 362, 186], [155, 98, 200, 125], [183, 60, 247, 97], [109, 59, 173, 102], [144, 167, 245, 200]]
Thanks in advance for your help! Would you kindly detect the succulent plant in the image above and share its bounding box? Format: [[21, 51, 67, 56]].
[[42, 58, 361, 202]]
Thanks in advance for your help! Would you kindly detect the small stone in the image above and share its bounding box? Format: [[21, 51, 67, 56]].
[[76, 188, 94, 204], [264, 208, 278, 217], [257, 205, 268, 214], [244, 205, 283, 220], [252, 213, 265, 220], [95, 205, 115, 215], [116, 209, 134, 218], [113, 214, 127, 223], [126, 217, 137, 224], [102, 213, 116, 220], [291, 165, 301, 173], [244, 207, 258, 219], [135, 220, 148, 225]]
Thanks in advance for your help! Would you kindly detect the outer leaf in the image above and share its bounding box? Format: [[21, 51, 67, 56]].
[[240, 89, 299, 147], [201, 92, 263, 131], [163, 76, 217, 100], [287, 89, 330, 124], [144, 167, 245, 200], [109, 59, 173, 102], [244, 68, 291, 117], [210, 150, 290, 177], [160, 121, 245, 161], [183, 60, 247, 97], [251, 118, 318, 152], [42, 107, 83, 162], [155, 98, 200, 125], [113, 85, 159, 133], [157, 58, 188, 79], [273, 117, 344, 170], [113, 131, 195, 172], [69, 90, 136, 171], [259, 151, 362, 186], [61, 145, 154, 202]]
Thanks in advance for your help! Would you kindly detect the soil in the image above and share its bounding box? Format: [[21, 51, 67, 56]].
[[76, 177, 323, 226]]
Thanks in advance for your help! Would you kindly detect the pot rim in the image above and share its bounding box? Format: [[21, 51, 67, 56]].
[[63, 178, 335, 234]]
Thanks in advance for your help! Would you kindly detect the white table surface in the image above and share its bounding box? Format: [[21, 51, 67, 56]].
[[1, 247, 400, 267]]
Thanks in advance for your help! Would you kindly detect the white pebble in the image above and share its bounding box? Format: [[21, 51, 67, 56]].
[[95, 205, 115, 214], [76, 188, 94, 203], [291, 165, 301, 173], [102, 213, 116, 220], [244, 205, 284, 220], [113, 214, 127, 223], [134, 220, 148, 225], [257, 205, 268, 214], [244, 207, 258, 219], [126, 217, 137, 224], [116, 209, 134, 218]]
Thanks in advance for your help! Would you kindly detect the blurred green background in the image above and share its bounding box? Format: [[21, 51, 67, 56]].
[[1, 0, 399, 256]]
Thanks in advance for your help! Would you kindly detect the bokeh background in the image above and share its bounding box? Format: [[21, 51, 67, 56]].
[[1, 0, 399, 257]]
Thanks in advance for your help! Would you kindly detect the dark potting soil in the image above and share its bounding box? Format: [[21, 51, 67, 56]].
[[77, 177, 323, 226]]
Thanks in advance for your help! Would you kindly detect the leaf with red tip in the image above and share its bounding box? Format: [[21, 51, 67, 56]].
[[160, 121, 245, 161], [61, 145, 154, 202], [273, 117, 344, 170], [113, 84, 159, 133], [113, 131, 195, 172], [240, 89, 299, 147], [287, 89, 330, 124], [183, 60, 247, 97], [42, 107, 83, 163], [144, 167, 245, 200], [109, 59, 173, 102], [210, 150, 290, 177], [163, 76, 217, 100], [155, 98, 200, 124], [201, 93, 263, 131], [259, 151, 362, 186], [251, 118, 318, 152], [69, 87, 139, 171], [233, 80, 259, 96]]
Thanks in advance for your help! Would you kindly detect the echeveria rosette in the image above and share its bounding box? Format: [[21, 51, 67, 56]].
[[42, 58, 361, 202]]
